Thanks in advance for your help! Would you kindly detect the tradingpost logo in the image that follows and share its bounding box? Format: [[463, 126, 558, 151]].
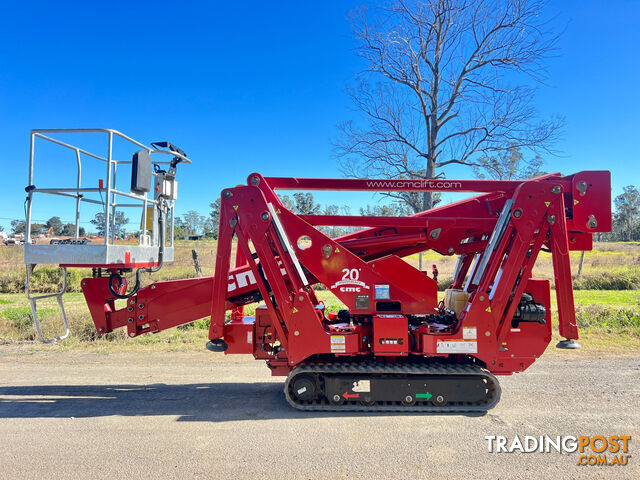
[[485, 435, 632, 466]]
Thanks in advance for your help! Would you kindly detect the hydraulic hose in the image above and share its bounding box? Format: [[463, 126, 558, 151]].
[[108, 201, 166, 299], [108, 270, 142, 300]]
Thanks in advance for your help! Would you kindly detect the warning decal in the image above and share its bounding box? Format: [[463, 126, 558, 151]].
[[352, 380, 371, 392], [462, 327, 477, 340], [331, 335, 346, 353], [436, 340, 478, 354]]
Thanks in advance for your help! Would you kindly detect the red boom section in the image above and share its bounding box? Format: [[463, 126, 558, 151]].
[[81, 171, 611, 376]]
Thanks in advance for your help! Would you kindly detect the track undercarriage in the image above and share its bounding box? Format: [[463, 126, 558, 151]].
[[284, 360, 501, 412]]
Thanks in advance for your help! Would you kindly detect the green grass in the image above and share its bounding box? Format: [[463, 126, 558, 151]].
[[576, 305, 640, 335], [1, 287, 638, 349], [0, 289, 345, 348], [0, 291, 212, 349], [2, 240, 640, 350], [572, 290, 640, 306], [573, 266, 640, 290]]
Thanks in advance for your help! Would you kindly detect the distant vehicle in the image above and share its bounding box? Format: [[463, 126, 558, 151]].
[[4, 237, 25, 246], [49, 238, 89, 245]]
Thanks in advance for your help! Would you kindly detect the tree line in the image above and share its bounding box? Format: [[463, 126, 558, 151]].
[[7, 217, 87, 237], [598, 186, 640, 242], [200, 185, 640, 243], [5, 182, 637, 244], [183, 194, 411, 241]]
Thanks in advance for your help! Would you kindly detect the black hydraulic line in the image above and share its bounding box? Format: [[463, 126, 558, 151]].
[[108, 201, 166, 299]]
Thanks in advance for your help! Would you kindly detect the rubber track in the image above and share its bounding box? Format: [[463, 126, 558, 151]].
[[284, 360, 501, 412]]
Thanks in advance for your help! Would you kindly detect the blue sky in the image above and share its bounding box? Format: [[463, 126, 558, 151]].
[[0, 0, 638, 231]]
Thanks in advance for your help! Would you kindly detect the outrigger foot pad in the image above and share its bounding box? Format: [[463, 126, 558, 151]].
[[556, 339, 581, 349], [206, 339, 228, 352]]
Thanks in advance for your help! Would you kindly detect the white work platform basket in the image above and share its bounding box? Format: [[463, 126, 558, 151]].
[[23, 128, 190, 267], [22, 128, 191, 342]]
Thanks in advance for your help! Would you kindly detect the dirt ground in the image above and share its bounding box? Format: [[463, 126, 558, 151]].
[[1, 348, 639, 479]]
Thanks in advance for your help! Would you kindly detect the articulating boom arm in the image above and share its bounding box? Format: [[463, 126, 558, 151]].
[[81, 170, 611, 378]]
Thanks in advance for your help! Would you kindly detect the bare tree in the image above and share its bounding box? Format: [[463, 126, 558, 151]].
[[336, 0, 563, 212]]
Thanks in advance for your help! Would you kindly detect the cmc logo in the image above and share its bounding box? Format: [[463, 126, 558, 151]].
[[340, 286, 362, 293], [379, 337, 404, 345]]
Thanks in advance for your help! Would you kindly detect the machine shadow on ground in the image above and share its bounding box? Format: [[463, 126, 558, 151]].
[[0, 382, 486, 422]]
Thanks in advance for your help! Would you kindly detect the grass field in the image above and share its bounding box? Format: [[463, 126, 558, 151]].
[[1, 240, 639, 352]]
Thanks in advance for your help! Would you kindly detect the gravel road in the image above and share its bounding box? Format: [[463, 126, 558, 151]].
[[1, 348, 639, 479]]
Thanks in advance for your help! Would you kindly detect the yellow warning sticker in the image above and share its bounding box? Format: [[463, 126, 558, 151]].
[[485, 306, 492, 313], [292, 307, 299, 314], [574, 199, 579, 206], [544, 201, 550, 207], [233, 205, 239, 211], [463, 327, 477, 340], [330, 335, 346, 353]]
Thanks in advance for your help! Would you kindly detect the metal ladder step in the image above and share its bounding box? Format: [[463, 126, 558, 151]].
[[25, 264, 70, 343]]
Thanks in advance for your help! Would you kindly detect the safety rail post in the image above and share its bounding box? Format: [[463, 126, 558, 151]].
[[74, 149, 82, 238], [111, 154, 118, 244], [26, 132, 35, 243], [104, 131, 113, 245]]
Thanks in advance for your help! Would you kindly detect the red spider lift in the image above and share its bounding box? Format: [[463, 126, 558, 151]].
[[24, 131, 612, 411]]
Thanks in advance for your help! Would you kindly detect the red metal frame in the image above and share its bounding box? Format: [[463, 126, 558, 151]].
[[79, 170, 611, 377]]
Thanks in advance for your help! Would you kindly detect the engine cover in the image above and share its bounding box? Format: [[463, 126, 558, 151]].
[[372, 314, 408, 356]]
